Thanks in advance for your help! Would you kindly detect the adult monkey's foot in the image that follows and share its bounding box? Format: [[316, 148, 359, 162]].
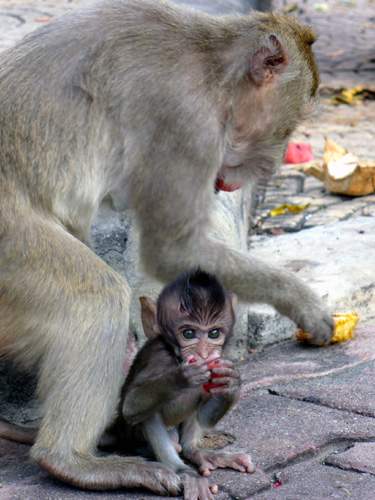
[[182, 473, 218, 500]]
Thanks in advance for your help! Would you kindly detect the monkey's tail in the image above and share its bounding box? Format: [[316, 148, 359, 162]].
[[0, 418, 37, 445]]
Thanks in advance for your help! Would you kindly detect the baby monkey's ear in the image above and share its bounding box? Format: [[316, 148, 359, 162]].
[[229, 292, 238, 312], [139, 296, 161, 339]]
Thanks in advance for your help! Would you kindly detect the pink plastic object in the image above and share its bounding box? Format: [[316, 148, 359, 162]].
[[284, 143, 313, 164]]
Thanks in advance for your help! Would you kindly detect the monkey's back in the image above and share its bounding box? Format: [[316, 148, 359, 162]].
[[0, 0, 221, 236]]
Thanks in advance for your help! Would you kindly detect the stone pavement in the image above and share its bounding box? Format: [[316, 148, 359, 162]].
[[1, 0, 375, 499], [2, 324, 375, 499]]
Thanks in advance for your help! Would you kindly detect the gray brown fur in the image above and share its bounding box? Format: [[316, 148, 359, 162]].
[[0, 0, 332, 495]]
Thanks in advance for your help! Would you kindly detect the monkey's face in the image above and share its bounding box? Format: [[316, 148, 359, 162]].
[[177, 323, 225, 362], [173, 306, 234, 362], [218, 17, 319, 189]]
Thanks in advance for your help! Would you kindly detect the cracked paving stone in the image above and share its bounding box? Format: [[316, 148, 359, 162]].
[[240, 324, 375, 394], [304, 200, 365, 228], [325, 442, 375, 475], [218, 391, 375, 472], [213, 468, 270, 500], [251, 459, 375, 500], [269, 360, 375, 418]]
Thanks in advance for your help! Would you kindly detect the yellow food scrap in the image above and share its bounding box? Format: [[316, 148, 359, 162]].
[[296, 312, 359, 345], [331, 312, 359, 343], [331, 86, 365, 106], [269, 204, 309, 217]]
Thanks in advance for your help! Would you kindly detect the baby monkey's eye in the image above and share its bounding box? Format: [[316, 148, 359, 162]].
[[208, 329, 221, 339], [182, 329, 196, 340]]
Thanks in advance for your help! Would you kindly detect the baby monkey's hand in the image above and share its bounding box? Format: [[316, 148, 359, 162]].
[[181, 354, 219, 388], [206, 359, 240, 395]]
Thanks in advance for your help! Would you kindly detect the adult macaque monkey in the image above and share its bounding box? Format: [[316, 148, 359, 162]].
[[0, 0, 332, 494], [107, 269, 253, 500]]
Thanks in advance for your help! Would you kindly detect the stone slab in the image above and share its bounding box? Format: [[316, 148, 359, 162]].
[[252, 459, 375, 500], [213, 469, 270, 500], [241, 324, 375, 395], [219, 392, 375, 472], [0, 437, 269, 500], [2, 325, 375, 498], [248, 217, 375, 344], [326, 442, 375, 476], [270, 358, 375, 418], [5, 387, 375, 499]]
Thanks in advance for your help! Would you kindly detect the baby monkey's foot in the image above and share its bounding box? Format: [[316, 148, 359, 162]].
[[193, 450, 254, 476]]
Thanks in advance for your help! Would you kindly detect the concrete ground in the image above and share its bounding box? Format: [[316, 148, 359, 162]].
[[0, 0, 375, 499]]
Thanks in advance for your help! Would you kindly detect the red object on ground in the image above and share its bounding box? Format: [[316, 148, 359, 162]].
[[284, 143, 313, 164], [272, 480, 283, 489], [215, 178, 243, 192]]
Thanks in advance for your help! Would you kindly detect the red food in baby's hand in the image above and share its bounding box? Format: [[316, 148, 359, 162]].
[[203, 359, 225, 392], [187, 357, 225, 392]]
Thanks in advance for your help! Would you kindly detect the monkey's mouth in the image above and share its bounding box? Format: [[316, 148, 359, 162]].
[[215, 176, 243, 193]]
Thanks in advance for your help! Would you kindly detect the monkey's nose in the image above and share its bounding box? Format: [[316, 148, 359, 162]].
[[196, 342, 209, 359]]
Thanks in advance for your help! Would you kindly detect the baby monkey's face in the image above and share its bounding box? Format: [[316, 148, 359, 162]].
[[175, 309, 232, 362]]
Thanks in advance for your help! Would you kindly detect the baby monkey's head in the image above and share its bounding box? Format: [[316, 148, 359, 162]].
[[140, 269, 236, 362]]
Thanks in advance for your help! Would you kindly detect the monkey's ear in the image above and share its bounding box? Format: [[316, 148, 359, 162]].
[[229, 292, 238, 312], [249, 34, 288, 86], [139, 296, 160, 339]]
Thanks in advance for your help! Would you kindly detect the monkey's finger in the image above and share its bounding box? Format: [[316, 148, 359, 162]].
[[231, 462, 248, 473], [237, 454, 255, 473], [230, 455, 255, 474], [199, 460, 216, 476], [194, 369, 211, 381], [211, 367, 238, 378], [205, 353, 221, 365], [217, 453, 255, 474], [211, 376, 232, 385], [215, 359, 234, 368], [209, 484, 219, 494], [208, 386, 233, 395]]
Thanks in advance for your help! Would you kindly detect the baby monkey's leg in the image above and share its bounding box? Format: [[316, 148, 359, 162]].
[[143, 413, 188, 473], [168, 427, 182, 453], [181, 406, 254, 476], [143, 414, 218, 500]]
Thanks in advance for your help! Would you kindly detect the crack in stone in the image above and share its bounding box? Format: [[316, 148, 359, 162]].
[[263, 438, 375, 475], [241, 358, 372, 397], [324, 459, 375, 477], [267, 388, 375, 419]]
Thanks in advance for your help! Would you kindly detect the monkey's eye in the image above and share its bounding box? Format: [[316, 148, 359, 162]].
[[182, 329, 196, 340], [208, 329, 221, 339]]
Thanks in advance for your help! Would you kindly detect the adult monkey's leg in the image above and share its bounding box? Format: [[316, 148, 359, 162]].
[[0, 212, 180, 494]]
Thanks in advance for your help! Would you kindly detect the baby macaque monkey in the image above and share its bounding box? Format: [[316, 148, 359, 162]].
[[0, 269, 252, 499], [109, 269, 253, 499]]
